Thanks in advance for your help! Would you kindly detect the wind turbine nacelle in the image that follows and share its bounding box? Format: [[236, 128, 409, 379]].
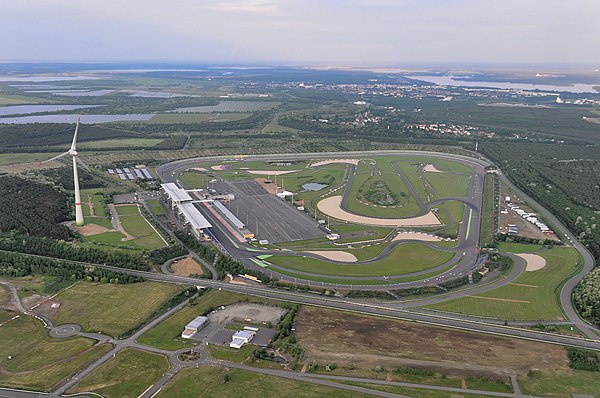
[[69, 149, 78, 156]]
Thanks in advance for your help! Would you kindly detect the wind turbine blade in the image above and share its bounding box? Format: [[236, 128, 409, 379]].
[[75, 156, 92, 173], [70, 117, 80, 151], [41, 151, 69, 164]]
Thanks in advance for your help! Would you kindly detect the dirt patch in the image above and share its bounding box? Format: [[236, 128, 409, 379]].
[[515, 253, 547, 272], [469, 296, 530, 304], [211, 165, 227, 171], [171, 257, 203, 277], [246, 170, 298, 175], [294, 307, 568, 377], [423, 164, 444, 173], [317, 195, 441, 227], [306, 251, 358, 263], [255, 177, 278, 195], [208, 302, 287, 325], [70, 223, 114, 236], [392, 231, 443, 242], [190, 167, 207, 172], [310, 159, 360, 167]]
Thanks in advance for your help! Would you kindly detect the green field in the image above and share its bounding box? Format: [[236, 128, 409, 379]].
[[156, 365, 365, 398], [276, 165, 345, 204], [148, 112, 251, 124], [426, 247, 580, 320], [267, 243, 454, 277], [147, 198, 166, 215], [480, 173, 496, 246], [77, 138, 163, 149], [179, 172, 207, 189], [0, 152, 63, 166], [137, 290, 276, 351], [206, 344, 257, 363], [497, 242, 544, 253], [54, 281, 183, 337], [68, 348, 170, 398], [0, 94, 46, 105], [519, 367, 600, 397], [115, 204, 166, 249], [424, 173, 471, 197], [0, 310, 112, 391]]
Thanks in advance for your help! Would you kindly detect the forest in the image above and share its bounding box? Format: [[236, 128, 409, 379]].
[[0, 175, 71, 239]]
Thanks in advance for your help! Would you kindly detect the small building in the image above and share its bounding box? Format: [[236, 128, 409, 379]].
[[229, 330, 255, 349], [181, 316, 209, 339]]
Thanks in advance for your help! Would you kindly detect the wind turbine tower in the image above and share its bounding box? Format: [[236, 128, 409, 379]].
[[42, 117, 90, 226]]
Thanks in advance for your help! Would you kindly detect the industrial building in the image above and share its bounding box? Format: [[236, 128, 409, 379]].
[[160, 183, 212, 239], [229, 329, 255, 349], [181, 316, 209, 339]]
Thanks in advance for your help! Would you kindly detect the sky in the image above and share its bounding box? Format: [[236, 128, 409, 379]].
[[1, 0, 599, 66]]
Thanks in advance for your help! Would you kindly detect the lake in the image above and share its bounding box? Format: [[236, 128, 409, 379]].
[[0, 104, 103, 116], [0, 114, 153, 124], [302, 182, 328, 191], [407, 75, 599, 94]]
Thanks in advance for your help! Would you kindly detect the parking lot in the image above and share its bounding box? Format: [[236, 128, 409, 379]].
[[214, 179, 326, 243]]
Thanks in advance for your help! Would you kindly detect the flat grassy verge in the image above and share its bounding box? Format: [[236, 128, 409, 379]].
[[425, 247, 579, 321], [480, 173, 496, 246], [267, 243, 453, 277], [0, 310, 112, 391], [206, 344, 257, 363], [519, 368, 600, 397], [116, 204, 166, 249], [156, 365, 364, 398], [344, 382, 491, 398], [67, 348, 170, 398], [137, 290, 277, 351], [497, 242, 543, 253], [54, 281, 182, 337], [147, 198, 166, 215], [424, 173, 471, 198]]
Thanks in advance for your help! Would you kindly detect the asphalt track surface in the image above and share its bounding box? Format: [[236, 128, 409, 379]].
[[160, 150, 486, 290]]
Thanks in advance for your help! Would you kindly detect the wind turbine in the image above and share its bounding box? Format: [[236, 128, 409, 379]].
[[42, 117, 91, 227]]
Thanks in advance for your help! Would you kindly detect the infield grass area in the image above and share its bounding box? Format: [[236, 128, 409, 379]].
[[53, 281, 183, 337], [267, 243, 454, 277], [425, 173, 471, 197], [425, 247, 579, 320], [519, 367, 600, 398], [156, 365, 365, 398], [68, 348, 169, 398], [146, 198, 166, 215], [0, 311, 112, 391]]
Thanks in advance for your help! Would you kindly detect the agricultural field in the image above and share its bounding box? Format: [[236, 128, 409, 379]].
[[67, 348, 170, 398], [266, 243, 454, 277], [148, 112, 251, 124], [52, 281, 183, 337], [0, 310, 112, 391], [76, 138, 163, 149], [156, 366, 365, 398], [425, 247, 580, 321], [294, 306, 573, 383]]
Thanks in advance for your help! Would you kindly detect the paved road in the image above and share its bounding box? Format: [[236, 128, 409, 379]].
[[158, 150, 488, 290]]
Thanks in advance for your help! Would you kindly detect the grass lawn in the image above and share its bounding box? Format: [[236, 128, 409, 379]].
[[345, 170, 423, 218], [68, 348, 169, 398], [54, 281, 183, 337], [179, 172, 206, 189], [519, 368, 600, 397], [480, 173, 496, 246], [331, 224, 393, 242], [344, 382, 492, 398], [424, 173, 471, 198], [275, 165, 345, 204], [77, 138, 163, 149], [137, 290, 277, 351], [116, 204, 166, 249], [206, 344, 257, 363], [497, 242, 544, 253], [425, 247, 580, 321], [85, 216, 114, 229], [156, 365, 365, 398], [147, 198, 166, 215], [267, 243, 454, 277], [0, 152, 62, 166], [0, 311, 112, 391]]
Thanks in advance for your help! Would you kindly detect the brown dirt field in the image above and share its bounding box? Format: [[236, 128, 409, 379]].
[[423, 164, 444, 173], [294, 307, 568, 377], [254, 178, 278, 195], [516, 253, 547, 272], [317, 195, 441, 227], [392, 231, 443, 242], [247, 170, 298, 175], [71, 223, 114, 236], [171, 257, 203, 277], [310, 159, 359, 167], [306, 251, 358, 262]]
